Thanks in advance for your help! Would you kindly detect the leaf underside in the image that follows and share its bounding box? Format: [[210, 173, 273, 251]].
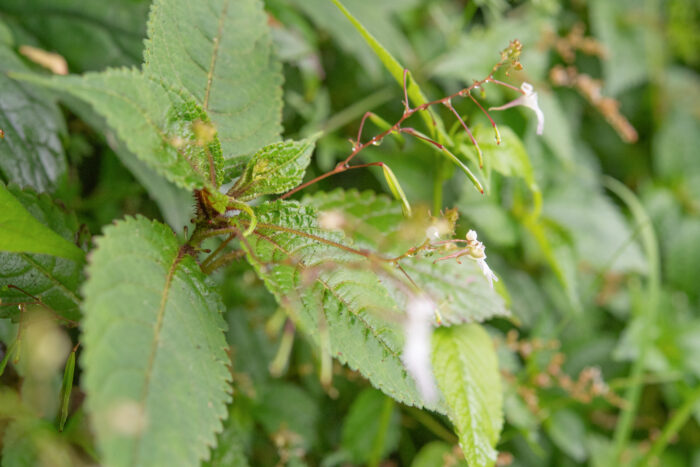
[[81, 216, 231, 467]]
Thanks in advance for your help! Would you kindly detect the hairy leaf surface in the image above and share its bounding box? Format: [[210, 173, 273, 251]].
[[19, 69, 224, 191], [144, 0, 283, 161], [232, 137, 317, 200], [304, 189, 509, 325], [0, 45, 67, 192], [242, 200, 439, 411], [82, 216, 230, 467], [432, 325, 503, 467], [0, 185, 83, 322]]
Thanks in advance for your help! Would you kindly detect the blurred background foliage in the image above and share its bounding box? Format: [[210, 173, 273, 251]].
[[0, 0, 699, 465]]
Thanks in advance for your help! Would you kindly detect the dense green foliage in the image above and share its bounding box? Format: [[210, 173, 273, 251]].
[[0, 0, 699, 466]]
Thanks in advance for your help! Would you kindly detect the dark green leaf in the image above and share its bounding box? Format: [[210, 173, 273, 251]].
[[340, 388, 400, 464], [0, 45, 67, 192], [0, 0, 150, 72]]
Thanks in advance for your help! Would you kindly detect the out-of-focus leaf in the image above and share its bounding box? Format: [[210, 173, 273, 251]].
[[545, 409, 588, 462], [0, 185, 83, 322], [253, 382, 319, 451], [0, 0, 150, 72], [144, 0, 283, 163], [589, 0, 649, 96], [0, 184, 83, 261], [289, 0, 419, 80], [432, 324, 503, 467], [411, 441, 468, 467], [232, 137, 317, 200], [544, 184, 646, 273], [81, 216, 231, 467], [0, 46, 67, 192], [340, 388, 400, 464], [665, 219, 700, 299], [330, 0, 435, 131]]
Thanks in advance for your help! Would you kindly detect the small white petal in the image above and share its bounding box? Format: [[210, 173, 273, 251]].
[[466, 229, 478, 242], [476, 258, 499, 289], [490, 82, 545, 135]]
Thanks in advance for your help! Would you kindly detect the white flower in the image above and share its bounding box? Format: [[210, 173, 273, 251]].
[[476, 257, 499, 289], [490, 82, 544, 135], [402, 296, 438, 404]]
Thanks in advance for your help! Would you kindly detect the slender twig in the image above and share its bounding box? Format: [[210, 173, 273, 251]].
[[280, 66, 521, 200]]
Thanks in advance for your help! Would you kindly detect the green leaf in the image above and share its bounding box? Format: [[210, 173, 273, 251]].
[[432, 324, 503, 467], [341, 388, 400, 465], [242, 200, 439, 411], [303, 189, 509, 325], [545, 409, 588, 462], [81, 216, 231, 467], [143, 0, 283, 162], [464, 125, 541, 215], [253, 382, 319, 451], [330, 0, 435, 131], [0, 0, 150, 72], [0, 183, 84, 261], [0, 185, 83, 322], [232, 137, 317, 201], [544, 184, 646, 274], [58, 348, 76, 431], [411, 441, 468, 467], [0, 45, 67, 192], [18, 69, 224, 190]]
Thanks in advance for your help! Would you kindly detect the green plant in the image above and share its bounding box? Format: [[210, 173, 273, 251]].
[[1, 1, 698, 466]]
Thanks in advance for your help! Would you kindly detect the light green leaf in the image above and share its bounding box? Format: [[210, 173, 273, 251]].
[[18, 69, 224, 190], [0, 183, 83, 262], [432, 324, 503, 467], [231, 137, 317, 201], [242, 200, 439, 411], [303, 189, 509, 325], [341, 388, 401, 465], [0, 45, 67, 192], [143, 0, 283, 162], [81, 216, 231, 467]]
